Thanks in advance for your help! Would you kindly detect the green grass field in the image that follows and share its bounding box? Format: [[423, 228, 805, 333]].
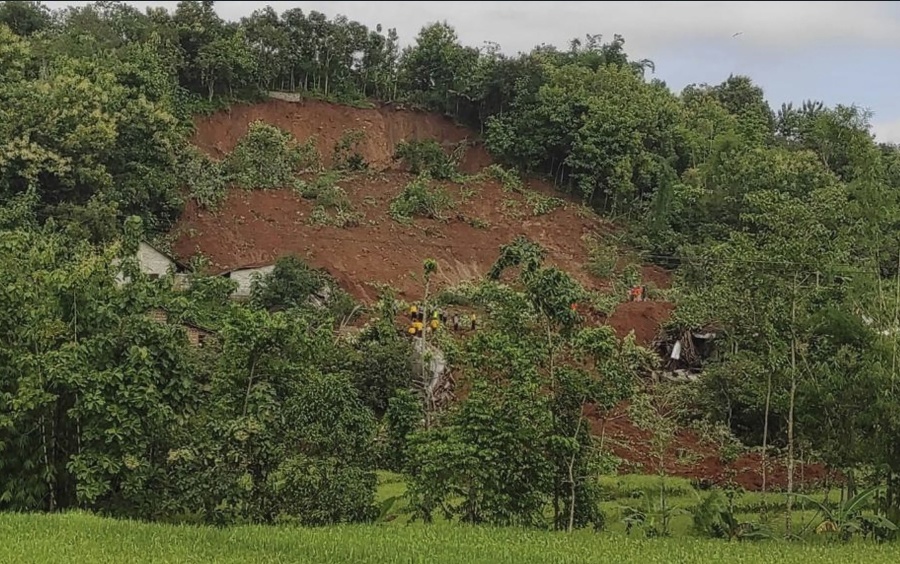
[[0, 473, 883, 563], [1, 511, 896, 564], [376, 471, 835, 537]]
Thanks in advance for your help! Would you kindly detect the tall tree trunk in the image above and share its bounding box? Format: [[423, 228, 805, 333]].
[[41, 413, 55, 511], [242, 356, 259, 418], [786, 276, 798, 535], [892, 250, 900, 393], [762, 355, 772, 498], [546, 317, 561, 529], [567, 411, 585, 532], [421, 275, 433, 429]]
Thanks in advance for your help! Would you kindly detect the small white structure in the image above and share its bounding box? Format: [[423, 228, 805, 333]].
[[115, 242, 189, 286], [221, 264, 275, 298]]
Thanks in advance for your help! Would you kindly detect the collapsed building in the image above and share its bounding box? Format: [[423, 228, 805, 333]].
[[651, 325, 720, 383]]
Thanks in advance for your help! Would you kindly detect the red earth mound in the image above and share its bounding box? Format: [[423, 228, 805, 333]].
[[192, 97, 492, 173], [586, 403, 833, 492], [172, 172, 616, 303], [607, 301, 675, 346]]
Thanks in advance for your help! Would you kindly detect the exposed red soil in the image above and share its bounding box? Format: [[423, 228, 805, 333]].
[[192, 98, 492, 173], [606, 301, 675, 346], [586, 403, 833, 492], [641, 264, 672, 290], [172, 172, 613, 303]]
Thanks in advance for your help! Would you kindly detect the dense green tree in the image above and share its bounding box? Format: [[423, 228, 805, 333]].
[[0, 0, 49, 36]]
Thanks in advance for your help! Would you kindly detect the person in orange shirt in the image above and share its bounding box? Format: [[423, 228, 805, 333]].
[[629, 286, 643, 302]]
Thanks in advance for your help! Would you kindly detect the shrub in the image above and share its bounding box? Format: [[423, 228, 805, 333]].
[[483, 164, 524, 193], [585, 236, 618, 279], [313, 187, 362, 228], [524, 190, 565, 216], [394, 140, 460, 180], [333, 129, 368, 171], [180, 147, 226, 209], [250, 255, 357, 320], [295, 172, 362, 228], [224, 121, 319, 189], [500, 198, 524, 220], [389, 175, 454, 223], [294, 170, 343, 200]]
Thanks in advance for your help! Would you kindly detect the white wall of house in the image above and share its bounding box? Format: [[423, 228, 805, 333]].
[[137, 243, 176, 277], [228, 265, 275, 298], [115, 242, 177, 285]]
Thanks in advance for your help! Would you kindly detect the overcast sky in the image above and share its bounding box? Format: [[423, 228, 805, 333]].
[[46, 1, 900, 142]]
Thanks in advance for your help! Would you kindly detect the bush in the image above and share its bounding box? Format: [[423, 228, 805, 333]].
[[309, 203, 363, 229], [295, 172, 363, 229], [180, 147, 226, 209], [383, 390, 422, 472], [524, 190, 565, 216], [224, 121, 319, 189], [353, 322, 414, 418], [268, 454, 377, 526], [250, 255, 357, 320], [585, 237, 618, 279], [333, 129, 368, 171], [483, 164, 524, 193], [389, 175, 454, 223], [394, 140, 460, 180], [294, 170, 342, 199]]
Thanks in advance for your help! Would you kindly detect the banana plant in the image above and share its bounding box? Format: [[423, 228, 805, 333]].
[[800, 485, 898, 540]]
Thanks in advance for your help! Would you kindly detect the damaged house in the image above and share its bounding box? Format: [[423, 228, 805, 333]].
[[218, 264, 276, 299], [145, 307, 216, 348], [652, 325, 720, 383], [115, 241, 191, 289]]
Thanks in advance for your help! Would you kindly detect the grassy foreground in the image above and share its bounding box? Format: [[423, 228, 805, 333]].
[[1, 512, 897, 564]]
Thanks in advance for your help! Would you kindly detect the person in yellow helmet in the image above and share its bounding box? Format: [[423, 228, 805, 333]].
[[413, 319, 424, 337], [470, 313, 477, 331], [430, 310, 440, 331], [409, 304, 418, 321]]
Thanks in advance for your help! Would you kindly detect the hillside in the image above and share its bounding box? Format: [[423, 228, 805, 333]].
[[172, 97, 671, 341], [169, 98, 833, 492]]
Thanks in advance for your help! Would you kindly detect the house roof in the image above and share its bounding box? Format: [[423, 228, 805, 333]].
[[217, 262, 276, 276]]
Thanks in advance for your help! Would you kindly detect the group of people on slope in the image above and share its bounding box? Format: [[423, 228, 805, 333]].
[[407, 305, 476, 337]]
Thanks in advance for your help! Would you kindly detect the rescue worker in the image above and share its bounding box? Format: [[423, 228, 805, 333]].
[[409, 304, 418, 321], [452, 314, 460, 332], [413, 319, 424, 337], [470, 313, 477, 331], [430, 311, 440, 331], [629, 286, 643, 302]]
